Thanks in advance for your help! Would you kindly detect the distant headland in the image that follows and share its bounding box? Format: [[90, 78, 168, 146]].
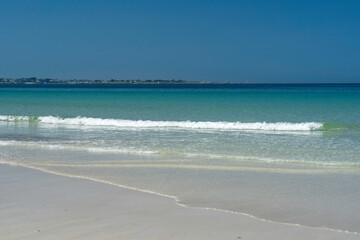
[[0, 77, 234, 85]]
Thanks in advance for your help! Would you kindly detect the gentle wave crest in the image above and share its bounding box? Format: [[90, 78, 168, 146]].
[[0, 115, 323, 131]]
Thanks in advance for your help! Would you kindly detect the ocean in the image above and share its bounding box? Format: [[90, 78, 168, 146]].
[[1, 84, 360, 233]]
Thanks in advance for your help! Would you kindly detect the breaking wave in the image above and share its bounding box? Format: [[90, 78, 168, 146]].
[[0, 115, 325, 131]]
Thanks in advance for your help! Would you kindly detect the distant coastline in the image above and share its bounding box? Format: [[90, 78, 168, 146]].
[[0, 77, 229, 85], [1, 78, 359, 88]]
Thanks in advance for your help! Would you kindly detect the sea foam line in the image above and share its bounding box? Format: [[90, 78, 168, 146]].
[[0, 115, 323, 131], [2, 139, 359, 168]]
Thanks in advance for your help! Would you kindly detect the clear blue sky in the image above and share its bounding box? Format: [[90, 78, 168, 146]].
[[1, 0, 359, 83]]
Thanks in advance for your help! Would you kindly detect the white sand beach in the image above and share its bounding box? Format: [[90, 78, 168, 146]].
[[1, 164, 358, 240]]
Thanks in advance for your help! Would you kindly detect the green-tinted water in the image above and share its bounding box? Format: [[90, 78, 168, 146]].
[[1, 85, 360, 232]]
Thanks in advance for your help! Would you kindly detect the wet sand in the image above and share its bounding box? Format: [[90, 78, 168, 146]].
[[0, 164, 358, 240]]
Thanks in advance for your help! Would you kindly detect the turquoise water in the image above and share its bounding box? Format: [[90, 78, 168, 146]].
[[1, 85, 360, 123], [1, 85, 360, 232]]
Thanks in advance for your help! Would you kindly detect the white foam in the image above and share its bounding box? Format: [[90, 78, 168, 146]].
[[0, 115, 323, 131], [0, 140, 157, 155], [0, 140, 19, 146], [0, 115, 30, 121]]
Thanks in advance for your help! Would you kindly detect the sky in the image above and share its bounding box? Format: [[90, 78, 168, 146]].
[[0, 0, 359, 83]]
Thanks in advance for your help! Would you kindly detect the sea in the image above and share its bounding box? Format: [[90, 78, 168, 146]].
[[1, 84, 360, 233]]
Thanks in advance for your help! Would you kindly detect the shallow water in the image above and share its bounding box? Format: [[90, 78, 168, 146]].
[[1, 84, 360, 232]]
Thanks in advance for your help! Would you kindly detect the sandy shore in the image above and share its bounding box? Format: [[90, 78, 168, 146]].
[[0, 164, 358, 240]]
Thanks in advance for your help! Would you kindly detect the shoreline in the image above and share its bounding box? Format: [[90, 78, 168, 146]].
[[1, 163, 359, 239], [1, 83, 360, 89], [3, 160, 360, 233]]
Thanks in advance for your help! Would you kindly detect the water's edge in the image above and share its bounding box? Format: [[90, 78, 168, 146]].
[[1, 161, 358, 235]]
